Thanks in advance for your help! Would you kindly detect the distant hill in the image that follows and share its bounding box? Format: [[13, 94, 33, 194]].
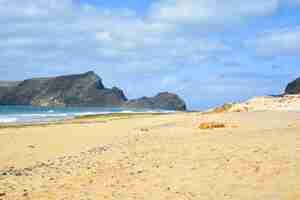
[[0, 81, 21, 87], [124, 92, 186, 111], [0, 71, 187, 111], [0, 81, 21, 100]]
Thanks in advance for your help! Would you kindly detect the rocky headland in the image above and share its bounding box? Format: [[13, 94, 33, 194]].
[[0, 71, 186, 111]]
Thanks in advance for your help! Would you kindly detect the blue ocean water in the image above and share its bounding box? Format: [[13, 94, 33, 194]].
[[0, 106, 169, 124]]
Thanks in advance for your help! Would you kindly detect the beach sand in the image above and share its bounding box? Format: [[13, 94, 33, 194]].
[[1, 111, 300, 200]]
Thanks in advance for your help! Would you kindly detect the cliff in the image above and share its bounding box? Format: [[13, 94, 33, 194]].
[[0, 72, 187, 110], [0, 71, 127, 107]]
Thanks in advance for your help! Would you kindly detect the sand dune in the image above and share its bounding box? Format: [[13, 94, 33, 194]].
[[206, 95, 300, 114]]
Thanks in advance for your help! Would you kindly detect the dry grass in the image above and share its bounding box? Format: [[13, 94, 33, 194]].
[[202, 103, 235, 115], [213, 103, 234, 113], [203, 102, 250, 115]]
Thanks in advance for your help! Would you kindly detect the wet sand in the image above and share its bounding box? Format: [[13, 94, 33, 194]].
[[0, 111, 300, 200]]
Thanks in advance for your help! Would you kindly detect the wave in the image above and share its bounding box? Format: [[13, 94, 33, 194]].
[[73, 111, 115, 116], [19, 113, 69, 117], [120, 110, 135, 113], [0, 117, 18, 123], [0, 107, 176, 124], [0, 113, 71, 124]]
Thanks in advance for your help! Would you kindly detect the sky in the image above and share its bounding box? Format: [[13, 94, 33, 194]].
[[1, 0, 300, 109]]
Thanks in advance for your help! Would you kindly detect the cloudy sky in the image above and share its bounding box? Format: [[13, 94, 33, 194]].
[[1, 0, 300, 109]]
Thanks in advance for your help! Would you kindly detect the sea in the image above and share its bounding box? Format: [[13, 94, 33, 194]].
[[0, 106, 174, 124]]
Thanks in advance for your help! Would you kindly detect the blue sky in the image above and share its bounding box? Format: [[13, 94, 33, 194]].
[[1, 0, 300, 109]]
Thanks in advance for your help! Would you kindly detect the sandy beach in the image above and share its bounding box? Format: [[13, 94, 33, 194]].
[[1, 111, 300, 200]]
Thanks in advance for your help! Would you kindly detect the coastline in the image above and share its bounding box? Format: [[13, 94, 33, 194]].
[[0, 111, 178, 129], [1, 110, 300, 199], [0, 105, 180, 125]]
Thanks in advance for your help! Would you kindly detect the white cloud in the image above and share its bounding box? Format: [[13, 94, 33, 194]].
[[149, 0, 280, 25], [0, 0, 233, 84], [248, 27, 300, 56], [0, 0, 293, 77], [95, 31, 113, 42], [0, 0, 74, 18]]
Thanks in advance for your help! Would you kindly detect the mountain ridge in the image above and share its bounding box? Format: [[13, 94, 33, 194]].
[[0, 71, 187, 111]]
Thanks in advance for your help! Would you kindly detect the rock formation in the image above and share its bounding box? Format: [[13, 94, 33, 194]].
[[123, 92, 186, 111], [0, 71, 127, 107], [0, 81, 20, 99], [285, 77, 300, 94], [0, 71, 187, 110]]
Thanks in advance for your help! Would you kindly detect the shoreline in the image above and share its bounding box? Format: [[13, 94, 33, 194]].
[[0, 104, 183, 125], [0, 111, 182, 129]]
